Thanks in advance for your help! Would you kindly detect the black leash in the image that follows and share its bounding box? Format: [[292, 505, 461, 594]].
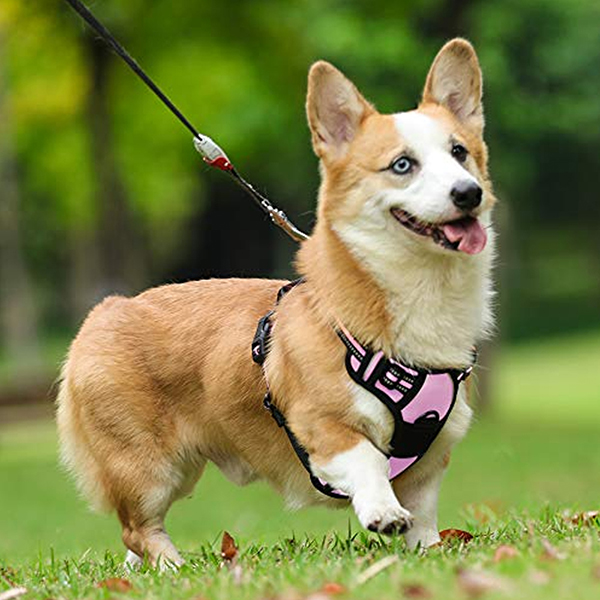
[[64, 0, 309, 243]]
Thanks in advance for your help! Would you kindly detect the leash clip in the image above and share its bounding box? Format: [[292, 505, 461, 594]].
[[193, 135, 233, 171]]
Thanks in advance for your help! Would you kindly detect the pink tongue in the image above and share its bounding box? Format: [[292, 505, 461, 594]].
[[442, 217, 487, 255]]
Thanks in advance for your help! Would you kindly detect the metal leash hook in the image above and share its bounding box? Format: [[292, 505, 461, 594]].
[[64, 0, 309, 244], [193, 136, 309, 242]]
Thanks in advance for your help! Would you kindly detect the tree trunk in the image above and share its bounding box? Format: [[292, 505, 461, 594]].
[[84, 31, 147, 301], [0, 32, 40, 363]]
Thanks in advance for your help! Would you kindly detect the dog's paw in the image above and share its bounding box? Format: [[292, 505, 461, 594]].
[[124, 550, 143, 570], [356, 500, 414, 535], [404, 528, 441, 551]]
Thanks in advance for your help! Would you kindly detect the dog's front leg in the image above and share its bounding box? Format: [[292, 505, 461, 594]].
[[311, 438, 413, 534], [392, 459, 445, 550]]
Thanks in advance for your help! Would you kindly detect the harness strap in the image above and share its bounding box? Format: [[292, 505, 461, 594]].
[[263, 394, 347, 499], [253, 279, 347, 499], [253, 279, 477, 501]]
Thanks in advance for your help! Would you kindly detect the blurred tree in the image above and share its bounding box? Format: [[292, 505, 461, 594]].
[[84, 29, 147, 295], [0, 30, 40, 362], [1, 0, 599, 372]]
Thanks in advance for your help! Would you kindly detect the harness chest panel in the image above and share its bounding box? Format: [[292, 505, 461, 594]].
[[338, 327, 470, 483], [252, 280, 473, 500]]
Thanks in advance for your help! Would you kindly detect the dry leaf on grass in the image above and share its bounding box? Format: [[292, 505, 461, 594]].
[[0, 588, 27, 600], [320, 582, 346, 595], [356, 555, 399, 585], [591, 564, 600, 581], [221, 531, 239, 563], [457, 568, 509, 597], [95, 578, 133, 593], [220, 531, 243, 584], [439, 529, 474, 544], [402, 583, 432, 598], [566, 510, 600, 526], [493, 545, 519, 562]]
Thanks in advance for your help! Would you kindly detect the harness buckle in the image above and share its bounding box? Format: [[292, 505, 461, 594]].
[[457, 365, 474, 382], [251, 311, 274, 365]]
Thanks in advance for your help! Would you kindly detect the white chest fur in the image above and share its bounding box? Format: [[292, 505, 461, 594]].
[[349, 379, 472, 459]]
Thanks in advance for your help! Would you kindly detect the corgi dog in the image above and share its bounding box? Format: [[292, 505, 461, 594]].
[[57, 38, 495, 568]]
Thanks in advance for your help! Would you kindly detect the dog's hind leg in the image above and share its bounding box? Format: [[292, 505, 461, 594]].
[[117, 457, 207, 570]]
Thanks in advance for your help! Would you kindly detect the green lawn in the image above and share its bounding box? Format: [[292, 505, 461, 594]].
[[1, 331, 599, 599]]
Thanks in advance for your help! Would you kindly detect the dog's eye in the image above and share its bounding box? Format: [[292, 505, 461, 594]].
[[451, 143, 468, 163], [390, 156, 414, 175]]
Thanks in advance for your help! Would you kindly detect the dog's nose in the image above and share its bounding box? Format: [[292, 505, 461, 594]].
[[451, 180, 482, 211]]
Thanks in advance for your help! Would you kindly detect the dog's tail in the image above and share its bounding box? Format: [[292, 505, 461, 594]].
[[56, 363, 113, 513]]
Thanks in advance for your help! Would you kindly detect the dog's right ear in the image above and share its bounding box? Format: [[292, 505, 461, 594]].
[[421, 39, 484, 134], [306, 61, 374, 161]]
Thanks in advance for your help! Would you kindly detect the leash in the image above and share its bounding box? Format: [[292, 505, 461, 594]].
[[63, 0, 309, 243]]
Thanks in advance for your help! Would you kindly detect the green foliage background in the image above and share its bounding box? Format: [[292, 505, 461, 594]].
[[2, 0, 600, 345]]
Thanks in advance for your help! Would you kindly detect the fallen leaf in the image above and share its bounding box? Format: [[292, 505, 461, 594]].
[[403, 583, 432, 598], [540, 538, 565, 561], [321, 582, 346, 595], [457, 568, 509, 597], [220, 532, 243, 584], [568, 510, 600, 526], [592, 564, 600, 581], [221, 531, 239, 562], [356, 555, 399, 585], [96, 578, 133, 593], [529, 569, 551, 586], [439, 529, 474, 544], [493, 545, 519, 562]]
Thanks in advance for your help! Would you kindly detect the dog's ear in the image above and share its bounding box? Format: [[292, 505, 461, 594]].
[[422, 39, 484, 133], [306, 61, 374, 161]]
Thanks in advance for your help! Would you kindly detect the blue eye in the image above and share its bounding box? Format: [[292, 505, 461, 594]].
[[391, 156, 414, 175], [451, 143, 468, 163]]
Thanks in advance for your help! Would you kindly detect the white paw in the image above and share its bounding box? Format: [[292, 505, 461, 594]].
[[404, 529, 441, 551], [124, 550, 143, 569], [355, 496, 414, 535]]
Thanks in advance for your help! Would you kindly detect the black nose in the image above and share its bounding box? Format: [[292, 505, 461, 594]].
[[451, 180, 482, 211]]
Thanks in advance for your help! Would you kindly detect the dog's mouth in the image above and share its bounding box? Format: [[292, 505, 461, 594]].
[[391, 208, 487, 255]]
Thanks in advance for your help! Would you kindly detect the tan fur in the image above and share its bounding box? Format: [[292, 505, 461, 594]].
[[57, 38, 495, 565]]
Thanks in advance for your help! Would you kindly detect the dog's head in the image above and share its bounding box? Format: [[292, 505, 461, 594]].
[[307, 39, 495, 258]]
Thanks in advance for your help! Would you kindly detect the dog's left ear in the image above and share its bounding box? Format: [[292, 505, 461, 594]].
[[422, 38, 484, 133]]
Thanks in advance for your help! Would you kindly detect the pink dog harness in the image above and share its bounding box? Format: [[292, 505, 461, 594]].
[[252, 280, 474, 499]]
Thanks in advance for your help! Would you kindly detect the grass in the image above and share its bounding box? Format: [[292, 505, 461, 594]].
[[1, 330, 599, 599]]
